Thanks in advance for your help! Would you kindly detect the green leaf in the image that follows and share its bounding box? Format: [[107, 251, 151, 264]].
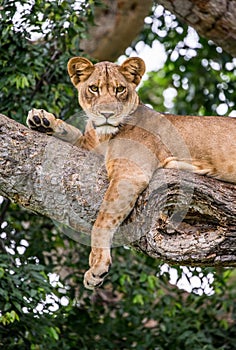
[[0, 268, 4, 278], [133, 294, 144, 305]]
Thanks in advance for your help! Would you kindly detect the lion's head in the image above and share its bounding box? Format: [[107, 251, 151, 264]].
[[67, 56, 145, 135]]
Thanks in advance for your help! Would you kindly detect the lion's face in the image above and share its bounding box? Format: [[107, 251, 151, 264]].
[[67, 57, 145, 135]]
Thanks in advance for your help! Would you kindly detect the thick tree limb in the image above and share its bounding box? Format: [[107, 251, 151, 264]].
[[80, 0, 153, 61], [81, 0, 236, 61], [0, 113, 236, 266], [156, 0, 236, 57]]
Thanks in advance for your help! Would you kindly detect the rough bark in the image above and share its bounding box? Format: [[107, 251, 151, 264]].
[[80, 0, 153, 61], [156, 0, 236, 57], [1, 113, 236, 266]]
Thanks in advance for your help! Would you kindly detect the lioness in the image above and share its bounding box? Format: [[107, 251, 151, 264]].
[[27, 57, 236, 289]]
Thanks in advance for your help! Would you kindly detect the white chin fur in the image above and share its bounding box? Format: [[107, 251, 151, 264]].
[[96, 125, 119, 135]]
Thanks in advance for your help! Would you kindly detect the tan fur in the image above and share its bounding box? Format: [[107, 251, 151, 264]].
[[27, 57, 236, 289]]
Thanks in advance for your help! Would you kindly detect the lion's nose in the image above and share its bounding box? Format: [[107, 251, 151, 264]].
[[101, 112, 115, 120]]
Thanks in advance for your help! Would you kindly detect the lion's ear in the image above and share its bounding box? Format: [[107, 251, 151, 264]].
[[67, 57, 94, 87], [119, 57, 146, 86]]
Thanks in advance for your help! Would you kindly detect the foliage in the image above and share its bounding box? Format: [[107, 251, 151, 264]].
[[0, 0, 101, 124], [137, 6, 236, 116], [0, 199, 236, 349], [1, 1, 236, 349], [1, 200, 236, 349]]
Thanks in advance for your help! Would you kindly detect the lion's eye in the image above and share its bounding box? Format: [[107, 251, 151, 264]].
[[116, 86, 126, 93], [89, 85, 99, 93]]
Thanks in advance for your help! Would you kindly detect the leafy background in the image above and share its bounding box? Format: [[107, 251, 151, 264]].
[[1, 1, 236, 349]]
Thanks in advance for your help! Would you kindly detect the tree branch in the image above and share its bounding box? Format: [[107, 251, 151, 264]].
[[80, 0, 236, 61], [80, 0, 153, 61], [1, 113, 236, 266], [156, 0, 236, 57]]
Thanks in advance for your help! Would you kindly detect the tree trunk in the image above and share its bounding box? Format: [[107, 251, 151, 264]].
[[1, 113, 236, 266], [156, 0, 236, 57], [80, 0, 153, 61], [81, 0, 236, 61]]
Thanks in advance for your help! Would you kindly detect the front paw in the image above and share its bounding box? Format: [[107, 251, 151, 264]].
[[83, 259, 111, 290], [27, 108, 56, 135]]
